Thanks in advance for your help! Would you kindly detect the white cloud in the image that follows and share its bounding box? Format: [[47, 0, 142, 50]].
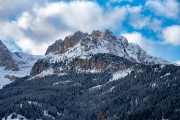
[[149, 18, 162, 32], [0, 20, 50, 54], [0, 0, 45, 20], [122, 32, 144, 45], [163, 25, 180, 46], [146, 0, 179, 19], [126, 5, 148, 29], [0, 0, 178, 56], [125, 5, 162, 31], [122, 32, 155, 55], [0, 1, 127, 55], [175, 61, 180, 65]]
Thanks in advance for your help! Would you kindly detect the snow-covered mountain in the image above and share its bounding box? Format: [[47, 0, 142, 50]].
[[30, 29, 169, 77], [0, 30, 170, 88], [0, 40, 42, 88], [46, 30, 168, 64]]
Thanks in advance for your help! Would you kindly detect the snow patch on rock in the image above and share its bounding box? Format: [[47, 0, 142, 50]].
[[110, 69, 132, 81], [160, 73, 171, 78], [2, 113, 27, 120], [89, 85, 102, 91], [53, 80, 72, 85]]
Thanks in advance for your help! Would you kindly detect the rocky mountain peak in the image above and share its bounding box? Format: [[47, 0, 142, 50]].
[[100, 29, 115, 39], [0, 40, 8, 50], [44, 30, 168, 64], [91, 30, 101, 37], [45, 39, 63, 55], [91, 29, 116, 40], [45, 31, 88, 55], [31, 30, 169, 77], [0, 40, 17, 70]]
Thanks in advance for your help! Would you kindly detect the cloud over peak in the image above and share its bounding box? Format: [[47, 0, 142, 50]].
[[146, 0, 179, 19], [163, 25, 180, 46], [0, 1, 127, 55]]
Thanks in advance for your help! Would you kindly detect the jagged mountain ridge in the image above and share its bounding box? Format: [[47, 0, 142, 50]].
[[0, 29, 169, 88], [45, 30, 168, 65], [30, 30, 169, 77], [0, 40, 42, 88]]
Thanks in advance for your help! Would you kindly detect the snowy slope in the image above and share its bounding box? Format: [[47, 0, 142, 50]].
[[0, 52, 42, 89]]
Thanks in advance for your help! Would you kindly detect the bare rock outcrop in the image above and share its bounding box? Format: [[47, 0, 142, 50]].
[[45, 31, 88, 55], [0, 40, 17, 70]]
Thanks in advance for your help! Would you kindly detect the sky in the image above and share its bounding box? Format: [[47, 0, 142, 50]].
[[0, 0, 179, 64]]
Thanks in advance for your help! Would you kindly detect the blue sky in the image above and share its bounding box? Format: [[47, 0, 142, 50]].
[[0, 0, 179, 64]]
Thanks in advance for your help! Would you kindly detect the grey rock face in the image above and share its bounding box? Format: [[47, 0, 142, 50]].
[[45, 31, 88, 55], [30, 53, 135, 76], [0, 40, 17, 70], [30, 59, 50, 76], [45, 39, 63, 55]]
